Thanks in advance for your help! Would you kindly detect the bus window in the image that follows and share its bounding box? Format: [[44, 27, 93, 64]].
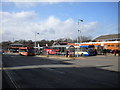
[[116, 45, 119, 47], [88, 49, 94, 52], [107, 45, 110, 47], [111, 45, 114, 47], [28, 48, 34, 53], [19, 49, 27, 52]]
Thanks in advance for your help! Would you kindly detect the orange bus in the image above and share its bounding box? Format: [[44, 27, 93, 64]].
[[19, 47, 35, 56], [8, 44, 23, 53]]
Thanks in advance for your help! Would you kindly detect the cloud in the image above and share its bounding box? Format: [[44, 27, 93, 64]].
[[1, 11, 37, 23], [2, 0, 119, 9], [38, 16, 76, 40], [1, 11, 98, 41], [82, 22, 97, 34], [14, 2, 38, 8], [1, 11, 38, 41]]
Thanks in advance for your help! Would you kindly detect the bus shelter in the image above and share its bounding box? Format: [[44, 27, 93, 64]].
[[52, 45, 75, 57], [52, 45, 69, 56]]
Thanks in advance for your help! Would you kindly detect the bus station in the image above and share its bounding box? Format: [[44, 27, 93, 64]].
[[1, 2, 119, 89], [6, 34, 120, 57]]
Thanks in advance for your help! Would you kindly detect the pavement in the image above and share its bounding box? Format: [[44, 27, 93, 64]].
[[35, 54, 119, 72], [35, 53, 118, 60], [2, 53, 119, 72]]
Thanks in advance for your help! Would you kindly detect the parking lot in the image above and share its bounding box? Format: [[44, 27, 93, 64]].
[[2, 53, 119, 88], [35, 54, 119, 72]]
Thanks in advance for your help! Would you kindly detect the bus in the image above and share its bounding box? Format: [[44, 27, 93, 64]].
[[42, 46, 57, 55], [8, 44, 23, 53], [19, 47, 35, 56], [75, 45, 95, 56]]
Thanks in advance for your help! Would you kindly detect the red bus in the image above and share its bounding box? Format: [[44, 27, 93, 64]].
[[8, 44, 23, 53], [43, 46, 57, 55], [19, 47, 35, 56]]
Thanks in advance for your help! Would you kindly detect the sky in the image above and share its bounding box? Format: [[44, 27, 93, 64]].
[[0, 0, 119, 42]]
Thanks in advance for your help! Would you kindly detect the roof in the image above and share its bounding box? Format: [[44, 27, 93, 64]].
[[19, 47, 33, 49], [94, 34, 120, 40], [52, 42, 68, 46], [67, 43, 80, 46], [10, 44, 23, 45], [52, 45, 70, 47]]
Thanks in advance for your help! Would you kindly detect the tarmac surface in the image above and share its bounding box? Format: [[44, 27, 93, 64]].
[[35, 54, 119, 72], [1, 53, 119, 88]]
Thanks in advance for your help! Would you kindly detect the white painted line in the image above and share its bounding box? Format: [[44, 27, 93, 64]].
[[4, 70, 19, 89], [1, 64, 79, 70], [45, 68, 65, 74]]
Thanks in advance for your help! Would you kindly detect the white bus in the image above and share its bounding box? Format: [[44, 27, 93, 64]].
[[75, 45, 95, 56]]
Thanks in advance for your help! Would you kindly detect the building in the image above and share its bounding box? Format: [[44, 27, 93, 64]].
[[67, 34, 120, 50], [94, 34, 120, 42]]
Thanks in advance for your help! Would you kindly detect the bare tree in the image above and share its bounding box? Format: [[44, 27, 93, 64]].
[[77, 35, 92, 43]]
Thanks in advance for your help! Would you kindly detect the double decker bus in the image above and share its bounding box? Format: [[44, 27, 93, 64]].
[[8, 44, 23, 53], [19, 47, 35, 56]]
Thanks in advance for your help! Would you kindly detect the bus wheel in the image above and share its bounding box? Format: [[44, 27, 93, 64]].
[[81, 53, 84, 56]]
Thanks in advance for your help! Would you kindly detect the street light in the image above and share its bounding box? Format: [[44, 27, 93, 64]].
[[78, 19, 83, 43], [35, 24, 41, 47], [77, 19, 83, 57], [35, 32, 40, 47]]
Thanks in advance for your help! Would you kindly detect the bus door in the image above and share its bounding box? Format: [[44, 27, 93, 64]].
[[19, 48, 28, 56], [19, 47, 35, 56]]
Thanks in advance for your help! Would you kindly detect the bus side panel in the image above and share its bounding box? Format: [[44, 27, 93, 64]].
[[19, 52, 28, 56], [75, 52, 89, 56]]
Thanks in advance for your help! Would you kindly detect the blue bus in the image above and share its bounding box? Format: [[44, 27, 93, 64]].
[[75, 45, 95, 56]]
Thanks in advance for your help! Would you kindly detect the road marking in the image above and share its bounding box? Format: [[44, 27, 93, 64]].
[[0, 65, 80, 70], [45, 68, 65, 74], [4, 70, 19, 89]]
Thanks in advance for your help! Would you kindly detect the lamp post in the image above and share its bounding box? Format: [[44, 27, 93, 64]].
[[35, 24, 41, 48], [78, 19, 83, 43], [77, 19, 83, 57], [35, 32, 39, 47]]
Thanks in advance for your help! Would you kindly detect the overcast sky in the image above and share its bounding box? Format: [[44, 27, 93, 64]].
[[0, 0, 119, 42]]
